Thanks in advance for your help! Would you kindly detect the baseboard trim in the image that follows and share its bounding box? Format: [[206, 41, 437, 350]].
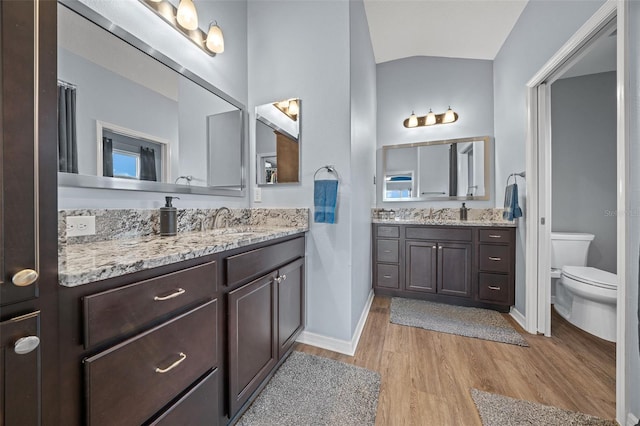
[[509, 306, 527, 331], [627, 412, 639, 426], [296, 289, 374, 356]]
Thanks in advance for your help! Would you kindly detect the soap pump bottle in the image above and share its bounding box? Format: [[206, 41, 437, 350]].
[[460, 203, 468, 221], [160, 196, 180, 236]]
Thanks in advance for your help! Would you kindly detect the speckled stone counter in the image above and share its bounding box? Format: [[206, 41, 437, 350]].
[[371, 207, 517, 227], [372, 218, 516, 227], [59, 225, 308, 287]]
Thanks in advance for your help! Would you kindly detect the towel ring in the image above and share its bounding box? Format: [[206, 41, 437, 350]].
[[314, 165, 340, 182], [506, 171, 525, 186]]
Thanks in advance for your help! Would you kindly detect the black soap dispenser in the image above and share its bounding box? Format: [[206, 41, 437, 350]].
[[460, 203, 468, 221], [160, 196, 180, 236]]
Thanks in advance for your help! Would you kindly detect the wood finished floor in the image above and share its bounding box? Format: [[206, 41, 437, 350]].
[[295, 296, 616, 425]]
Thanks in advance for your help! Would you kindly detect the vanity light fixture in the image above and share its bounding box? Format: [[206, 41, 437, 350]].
[[287, 99, 299, 116], [140, 0, 225, 57], [273, 98, 299, 121], [403, 107, 459, 128]]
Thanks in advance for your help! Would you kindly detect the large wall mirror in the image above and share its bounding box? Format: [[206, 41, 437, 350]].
[[255, 99, 301, 185], [57, 2, 246, 196], [382, 136, 491, 202]]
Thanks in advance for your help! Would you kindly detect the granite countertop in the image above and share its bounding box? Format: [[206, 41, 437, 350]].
[[59, 225, 308, 287], [371, 218, 517, 227]]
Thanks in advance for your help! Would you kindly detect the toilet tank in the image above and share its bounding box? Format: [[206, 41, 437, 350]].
[[550, 232, 594, 268]]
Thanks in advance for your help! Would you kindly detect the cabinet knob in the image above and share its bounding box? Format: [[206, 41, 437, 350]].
[[281, 274, 287, 282], [11, 269, 39, 287], [438, 246, 443, 250], [432, 246, 437, 249], [14, 336, 40, 355]]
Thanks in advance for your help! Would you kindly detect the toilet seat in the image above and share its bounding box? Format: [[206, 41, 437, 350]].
[[562, 266, 617, 290]]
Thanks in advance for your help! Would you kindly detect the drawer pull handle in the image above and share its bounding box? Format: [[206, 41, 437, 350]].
[[383, 250, 392, 253], [488, 257, 502, 261], [383, 275, 392, 279], [488, 235, 502, 238], [155, 352, 187, 373], [153, 288, 186, 301], [488, 286, 501, 291]]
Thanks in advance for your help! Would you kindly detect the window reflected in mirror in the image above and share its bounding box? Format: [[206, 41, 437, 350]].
[[255, 98, 301, 185]]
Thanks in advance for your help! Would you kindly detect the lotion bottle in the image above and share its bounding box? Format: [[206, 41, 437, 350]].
[[460, 203, 468, 221], [160, 196, 180, 236]]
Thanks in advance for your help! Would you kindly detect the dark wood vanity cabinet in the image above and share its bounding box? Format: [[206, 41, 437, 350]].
[[1, 0, 59, 424], [374, 224, 515, 311], [225, 237, 305, 420]]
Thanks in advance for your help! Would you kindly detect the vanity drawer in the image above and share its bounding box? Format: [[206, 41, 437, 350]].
[[376, 239, 399, 263], [376, 264, 399, 289], [406, 227, 472, 242], [377, 225, 400, 238], [478, 273, 510, 304], [149, 368, 219, 426], [226, 237, 304, 287], [479, 245, 510, 273], [84, 300, 217, 426], [83, 261, 217, 349], [479, 229, 512, 243]]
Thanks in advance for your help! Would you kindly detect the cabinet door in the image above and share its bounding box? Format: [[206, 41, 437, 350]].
[[277, 258, 304, 359], [228, 273, 277, 416], [405, 241, 437, 293], [437, 243, 472, 298], [0, 312, 40, 426]]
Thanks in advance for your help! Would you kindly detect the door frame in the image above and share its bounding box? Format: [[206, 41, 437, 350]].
[[524, 1, 627, 423]]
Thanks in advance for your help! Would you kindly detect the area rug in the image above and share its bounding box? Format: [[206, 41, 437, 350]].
[[470, 389, 617, 426], [237, 351, 381, 426], [390, 297, 528, 346]]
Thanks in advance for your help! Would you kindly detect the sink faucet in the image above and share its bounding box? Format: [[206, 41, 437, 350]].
[[211, 207, 231, 229], [425, 208, 445, 220]]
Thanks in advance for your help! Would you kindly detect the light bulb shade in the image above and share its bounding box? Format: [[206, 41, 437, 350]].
[[288, 99, 299, 115], [443, 107, 456, 124], [176, 0, 198, 31], [426, 110, 436, 125], [408, 112, 418, 128], [205, 22, 224, 53]]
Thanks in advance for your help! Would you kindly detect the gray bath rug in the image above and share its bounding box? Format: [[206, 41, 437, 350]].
[[470, 389, 617, 425], [390, 297, 528, 346], [237, 351, 381, 426]]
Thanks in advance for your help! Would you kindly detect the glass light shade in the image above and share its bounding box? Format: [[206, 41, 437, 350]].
[[443, 107, 456, 124], [205, 23, 224, 54], [288, 99, 299, 115], [426, 109, 436, 125], [149, 0, 162, 2], [176, 0, 198, 31], [408, 112, 418, 128]]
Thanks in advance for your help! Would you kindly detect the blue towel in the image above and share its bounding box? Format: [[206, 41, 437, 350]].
[[503, 183, 523, 221], [314, 180, 338, 224]]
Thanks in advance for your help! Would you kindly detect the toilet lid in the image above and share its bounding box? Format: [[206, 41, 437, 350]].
[[562, 266, 617, 290]]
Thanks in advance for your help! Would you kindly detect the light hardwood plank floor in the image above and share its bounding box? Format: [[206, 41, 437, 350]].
[[295, 296, 616, 425]]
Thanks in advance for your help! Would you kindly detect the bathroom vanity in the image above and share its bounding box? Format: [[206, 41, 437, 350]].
[[58, 228, 306, 426], [373, 222, 516, 311]]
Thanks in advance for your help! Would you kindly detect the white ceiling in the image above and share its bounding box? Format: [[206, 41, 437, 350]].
[[363, 0, 529, 63]]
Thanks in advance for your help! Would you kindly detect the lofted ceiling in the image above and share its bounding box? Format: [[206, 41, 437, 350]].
[[363, 0, 529, 64]]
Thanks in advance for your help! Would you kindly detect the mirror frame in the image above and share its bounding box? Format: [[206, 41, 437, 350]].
[[382, 136, 491, 202], [57, 1, 247, 197]]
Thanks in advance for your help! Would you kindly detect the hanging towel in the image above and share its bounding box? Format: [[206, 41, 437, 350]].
[[314, 180, 338, 224], [503, 183, 523, 221]]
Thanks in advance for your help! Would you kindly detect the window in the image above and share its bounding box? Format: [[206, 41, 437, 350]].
[[112, 149, 140, 179]]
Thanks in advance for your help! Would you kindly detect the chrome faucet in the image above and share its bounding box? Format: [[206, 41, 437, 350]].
[[426, 208, 445, 220], [211, 207, 231, 229]]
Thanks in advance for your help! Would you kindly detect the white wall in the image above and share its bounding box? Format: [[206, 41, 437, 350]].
[[59, 0, 249, 209], [493, 0, 605, 314], [551, 72, 617, 273], [376, 56, 494, 208], [349, 0, 377, 336]]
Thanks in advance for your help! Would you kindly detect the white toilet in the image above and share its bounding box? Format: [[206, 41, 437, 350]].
[[550, 232, 617, 342]]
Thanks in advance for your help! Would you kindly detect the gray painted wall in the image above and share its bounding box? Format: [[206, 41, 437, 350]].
[[628, 1, 640, 420], [493, 0, 605, 315], [376, 56, 494, 208], [60, 0, 249, 209], [349, 0, 376, 335], [551, 72, 617, 273]]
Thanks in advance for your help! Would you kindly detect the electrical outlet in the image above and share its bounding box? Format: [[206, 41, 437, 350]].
[[67, 216, 96, 237], [254, 187, 262, 203]]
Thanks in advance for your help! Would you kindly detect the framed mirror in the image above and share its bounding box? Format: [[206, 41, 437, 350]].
[[382, 136, 491, 202], [56, 2, 246, 196], [255, 99, 301, 185]]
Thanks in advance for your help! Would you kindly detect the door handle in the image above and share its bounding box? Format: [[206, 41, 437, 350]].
[[14, 336, 40, 355], [11, 269, 39, 287]]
